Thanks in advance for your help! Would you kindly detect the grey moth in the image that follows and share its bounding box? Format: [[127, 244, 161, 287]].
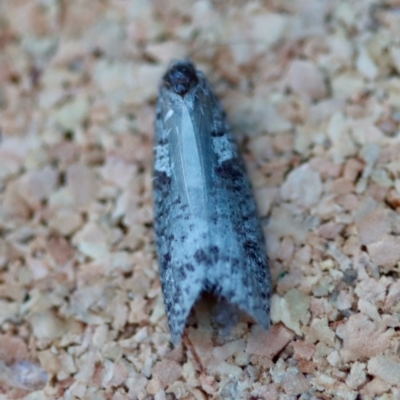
[[153, 60, 270, 345]]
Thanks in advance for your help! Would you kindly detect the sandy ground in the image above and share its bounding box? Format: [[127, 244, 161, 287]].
[[0, 1, 400, 399]]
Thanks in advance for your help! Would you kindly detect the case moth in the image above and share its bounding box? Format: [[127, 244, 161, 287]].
[[153, 60, 270, 344]]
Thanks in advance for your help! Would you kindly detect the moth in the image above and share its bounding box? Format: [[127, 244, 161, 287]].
[[153, 60, 270, 345]]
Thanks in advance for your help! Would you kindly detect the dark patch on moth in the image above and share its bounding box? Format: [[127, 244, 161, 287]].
[[209, 245, 219, 260], [172, 289, 182, 310], [243, 240, 259, 257], [260, 290, 269, 301], [163, 61, 199, 97], [158, 137, 169, 146], [194, 249, 211, 265], [215, 158, 242, 180], [211, 128, 226, 137], [172, 196, 182, 206], [179, 268, 187, 280], [231, 257, 240, 268], [163, 252, 171, 267], [184, 263, 195, 272], [153, 170, 171, 191]]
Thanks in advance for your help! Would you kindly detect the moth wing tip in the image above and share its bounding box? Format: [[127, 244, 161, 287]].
[[165, 281, 204, 346], [170, 333, 181, 347], [259, 317, 270, 330], [255, 308, 271, 331]]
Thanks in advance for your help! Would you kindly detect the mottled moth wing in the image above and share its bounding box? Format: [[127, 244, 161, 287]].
[[153, 60, 270, 344]]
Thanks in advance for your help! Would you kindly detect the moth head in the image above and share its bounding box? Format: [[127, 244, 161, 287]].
[[163, 60, 199, 97]]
